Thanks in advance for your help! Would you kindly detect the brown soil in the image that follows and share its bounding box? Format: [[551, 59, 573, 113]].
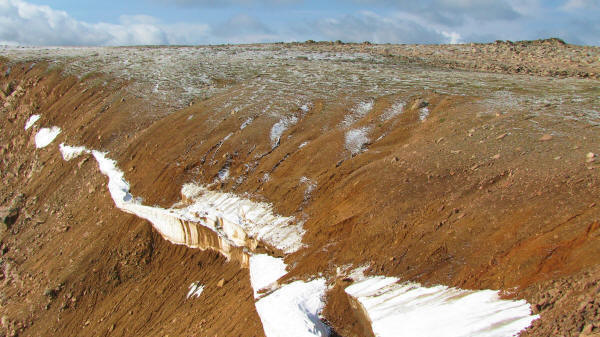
[[1, 41, 600, 337]]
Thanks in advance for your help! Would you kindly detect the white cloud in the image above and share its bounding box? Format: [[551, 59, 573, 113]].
[[308, 11, 453, 44], [0, 0, 209, 46], [562, 0, 600, 10]]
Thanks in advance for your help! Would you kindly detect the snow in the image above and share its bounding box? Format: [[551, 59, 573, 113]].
[[341, 100, 373, 127], [344, 127, 370, 155], [255, 279, 329, 337], [298, 141, 309, 149], [419, 106, 430, 121], [300, 176, 317, 200], [34, 126, 61, 148], [24, 114, 40, 130], [59, 143, 88, 161], [56, 147, 304, 255], [249, 254, 287, 299], [181, 184, 305, 254], [187, 282, 204, 299], [240, 117, 254, 130], [270, 116, 298, 148], [345, 277, 539, 337], [380, 101, 404, 121]]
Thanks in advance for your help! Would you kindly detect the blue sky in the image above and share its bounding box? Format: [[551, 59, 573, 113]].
[[1, 0, 599, 46]]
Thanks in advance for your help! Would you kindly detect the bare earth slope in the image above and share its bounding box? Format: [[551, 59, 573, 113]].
[[1, 40, 599, 337]]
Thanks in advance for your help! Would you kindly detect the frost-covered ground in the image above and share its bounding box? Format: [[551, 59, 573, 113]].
[[2, 45, 598, 124]]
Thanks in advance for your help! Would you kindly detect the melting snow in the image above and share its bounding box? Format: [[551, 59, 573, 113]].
[[380, 101, 404, 121], [345, 277, 539, 337], [24, 114, 40, 130], [187, 282, 204, 299], [345, 127, 370, 155], [34, 126, 61, 148], [255, 279, 329, 337], [341, 100, 374, 127], [300, 176, 317, 200], [298, 141, 309, 149], [249, 254, 287, 299], [240, 117, 254, 130], [270, 116, 298, 148], [419, 106, 430, 121], [59, 143, 88, 161]]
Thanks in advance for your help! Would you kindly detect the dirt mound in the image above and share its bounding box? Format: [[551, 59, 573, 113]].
[[1, 44, 599, 336]]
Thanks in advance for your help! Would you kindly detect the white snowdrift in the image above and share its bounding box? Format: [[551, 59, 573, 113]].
[[181, 184, 304, 254], [249, 254, 287, 299], [35, 126, 61, 148], [345, 277, 539, 337], [57, 145, 304, 260], [24, 114, 40, 130], [255, 278, 329, 337]]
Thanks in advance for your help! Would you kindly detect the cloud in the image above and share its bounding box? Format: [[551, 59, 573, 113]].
[[156, 0, 300, 7], [562, 0, 600, 10], [211, 14, 278, 43], [306, 11, 457, 44], [349, 0, 520, 26], [0, 0, 183, 45]]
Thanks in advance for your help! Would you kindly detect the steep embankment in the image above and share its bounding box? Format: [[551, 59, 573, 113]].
[[1, 43, 599, 337]]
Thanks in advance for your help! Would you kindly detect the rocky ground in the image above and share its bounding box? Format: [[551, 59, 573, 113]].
[[0, 40, 599, 336]]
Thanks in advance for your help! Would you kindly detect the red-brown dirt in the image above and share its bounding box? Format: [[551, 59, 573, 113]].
[[1, 41, 599, 336]]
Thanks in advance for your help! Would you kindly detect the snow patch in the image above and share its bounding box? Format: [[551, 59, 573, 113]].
[[255, 279, 329, 337], [298, 141, 309, 149], [345, 277, 539, 337], [59, 143, 88, 161], [380, 101, 404, 121], [344, 127, 370, 155], [249, 254, 287, 299], [341, 100, 373, 127], [419, 106, 430, 121], [34, 126, 61, 148], [187, 282, 204, 299], [270, 116, 298, 148], [24, 114, 40, 130], [300, 176, 317, 201], [240, 116, 254, 130]]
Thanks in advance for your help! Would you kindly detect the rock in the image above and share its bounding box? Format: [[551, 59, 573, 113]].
[[0, 206, 19, 228], [586, 152, 596, 163], [217, 278, 225, 288], [496, 133, 508, 140], [539, 134, 553, 141], [491, 154, 501, 160]]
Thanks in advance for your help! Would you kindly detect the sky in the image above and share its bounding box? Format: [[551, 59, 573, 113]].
[[0, 0, 599, 46]]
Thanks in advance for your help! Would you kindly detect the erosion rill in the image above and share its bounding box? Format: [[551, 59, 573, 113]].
[[1, 41, 599, 337]]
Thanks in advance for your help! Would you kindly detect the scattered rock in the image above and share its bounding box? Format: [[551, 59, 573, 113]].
[[496, 133, 508, 140], [0, 206, 19, 229], [539, 134, 553, 141]]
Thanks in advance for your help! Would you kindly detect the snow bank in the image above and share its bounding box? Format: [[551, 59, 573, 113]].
[[249, 254, 287, 299], [345, 277, 538, 337], [24, 114, 40, 130], [345, 127, 370, 155], [34, 126, 61, 148], [181, 184, 304, 254], [255, 279, 329, 337]]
